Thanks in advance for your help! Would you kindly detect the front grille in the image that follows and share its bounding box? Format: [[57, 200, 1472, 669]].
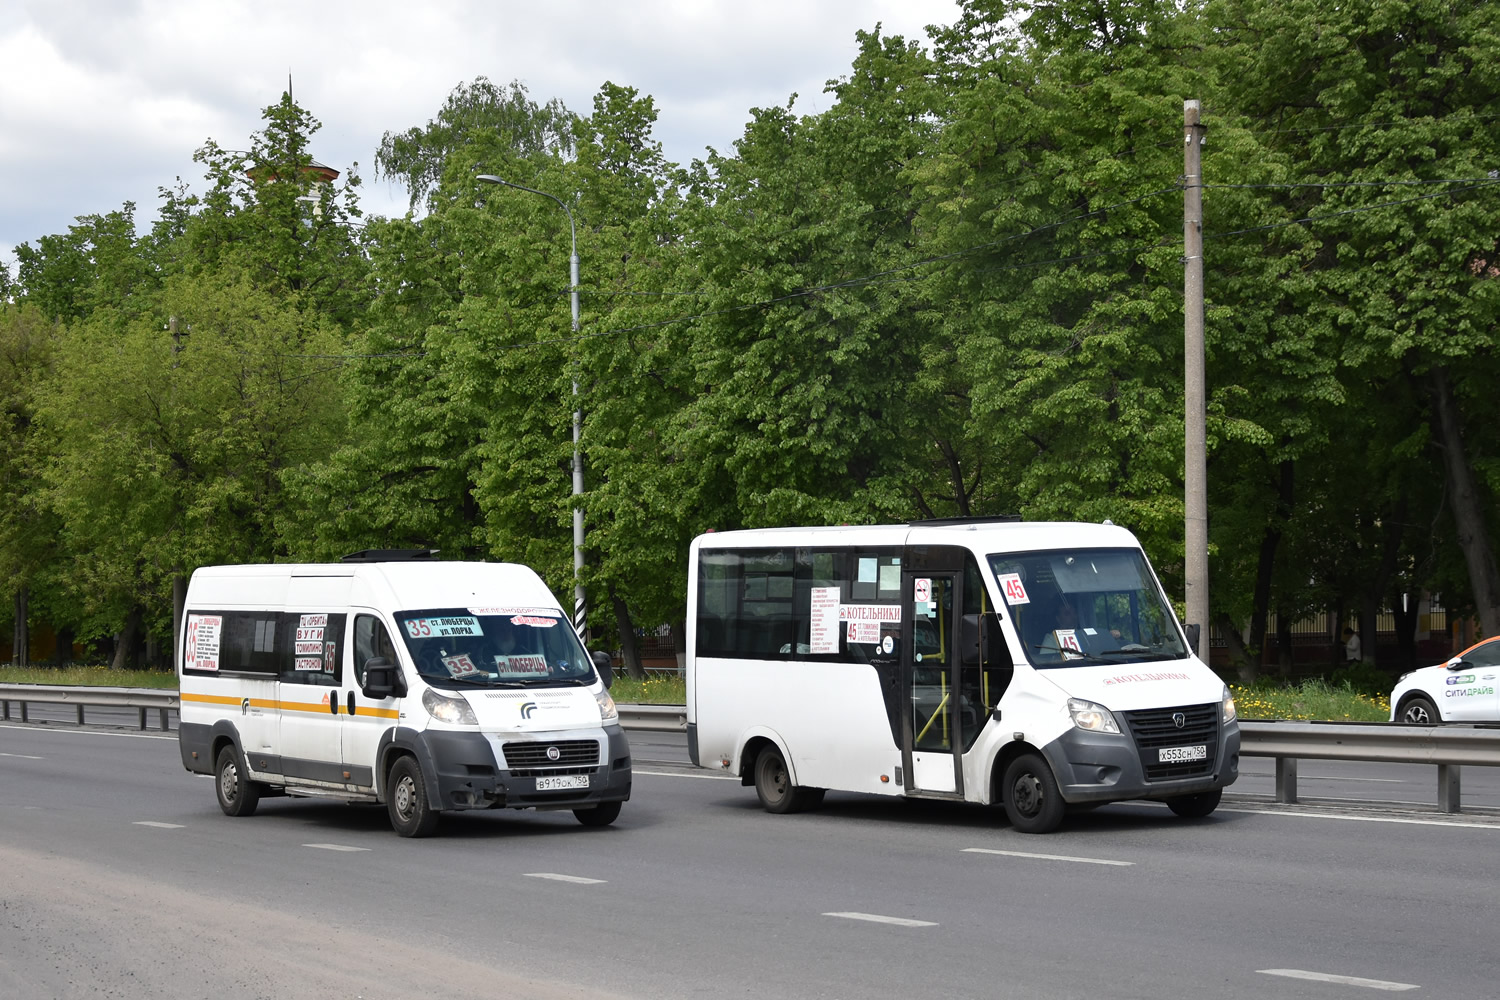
[[502, 739, 599, 770], [1122, 703, 1219, 781]]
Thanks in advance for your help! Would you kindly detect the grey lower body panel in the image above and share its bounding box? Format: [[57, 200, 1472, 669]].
[[1043, 722, 1240, 804]]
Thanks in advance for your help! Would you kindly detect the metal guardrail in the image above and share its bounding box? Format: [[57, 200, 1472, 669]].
[[0, 683, 177, 731], [1239, 719, 1500, 813], [0, 683, 681, 736], [6, 688, 1493, 814]]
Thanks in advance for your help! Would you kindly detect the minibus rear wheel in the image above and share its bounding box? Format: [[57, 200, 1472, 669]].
[[1002, 753, 1065, 834], [215, 745, 261, 818], [754, 745, 824, 814], [387, 756, 439, 837]]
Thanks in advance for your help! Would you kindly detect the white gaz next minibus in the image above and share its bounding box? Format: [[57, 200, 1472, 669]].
[[177, 551, 630, 837], [686, 520, 1238, 833]]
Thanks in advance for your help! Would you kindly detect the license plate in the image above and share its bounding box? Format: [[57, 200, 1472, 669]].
[[535, 774, 589, 791], [1159, 745, 1207, 763]]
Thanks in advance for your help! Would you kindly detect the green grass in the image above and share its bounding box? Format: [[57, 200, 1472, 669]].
[[1230, 678, 1391, 722], [608, 672, 686, 704], [0, 665, 178, 689], [0, 663, 688, 703]]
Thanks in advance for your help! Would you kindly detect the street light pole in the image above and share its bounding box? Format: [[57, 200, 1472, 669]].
[[476, 174, 587, 638]]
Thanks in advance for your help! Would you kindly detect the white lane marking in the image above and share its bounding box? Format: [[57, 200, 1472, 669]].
[[1258, 969, 1419, 991], [525, 873, 606, 884], [0, 723, 175, 741], [963, 847, 1132, 867], [823, 912, 937, 928], [133, 821, 184, 829], [303, 843, 370, 852], [0, 751, 44, 759], [633, 768, 738, 781], [1220, 807, 1500, 830]]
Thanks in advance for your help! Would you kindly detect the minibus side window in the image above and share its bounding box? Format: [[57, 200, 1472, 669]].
[[219, 612, 283, 675], [281, 612, 346, 687]]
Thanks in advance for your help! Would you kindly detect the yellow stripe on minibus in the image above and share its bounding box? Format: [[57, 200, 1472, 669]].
[[181, 691, 399, 719]]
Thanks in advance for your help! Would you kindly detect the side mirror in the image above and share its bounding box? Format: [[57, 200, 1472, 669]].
[[1183, 623, 1202, 654], [1447, 657, 1469, 672], [362, 657, 398, 699], [591, 649, 614, 689]]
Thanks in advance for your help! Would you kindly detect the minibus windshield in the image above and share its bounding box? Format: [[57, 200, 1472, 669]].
[[987, 548, 1188, 668], [395, 608, 595, 688]]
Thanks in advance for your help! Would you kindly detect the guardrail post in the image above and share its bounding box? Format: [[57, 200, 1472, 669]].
[[1438, 764, 1461, 813], [20, 701, 27, 723], [1274, 757, 1299, 804], [159, 708, 169, 731], [138, 707, 147, 730], [77, 704, 85, 725], [2, 698, 8, 720]]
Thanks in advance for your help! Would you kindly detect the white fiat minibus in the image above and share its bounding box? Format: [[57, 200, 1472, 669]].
[[177, 551, 630, 837], [686, 519, 1238, 833]]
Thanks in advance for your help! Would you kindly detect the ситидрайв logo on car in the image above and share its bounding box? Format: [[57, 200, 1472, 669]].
[[520, 701, 537, 719]]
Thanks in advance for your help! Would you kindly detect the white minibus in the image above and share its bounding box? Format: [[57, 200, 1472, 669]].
[[177, 551, 630, 837], [686, 520, 1238, 833]]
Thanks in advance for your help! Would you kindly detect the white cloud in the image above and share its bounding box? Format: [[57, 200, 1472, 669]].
[[1, 0, 960, 271]]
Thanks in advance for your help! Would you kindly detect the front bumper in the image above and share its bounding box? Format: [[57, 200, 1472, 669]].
[[1043, 719, 1240, 804], [413, 724, 633, 812]]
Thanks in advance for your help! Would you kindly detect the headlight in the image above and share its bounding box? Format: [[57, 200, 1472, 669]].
[[422, 688, 477, 725], [1222, 685, 1237, 724], [1068, 698, 1120, 734], [595, 687, 618, 722]]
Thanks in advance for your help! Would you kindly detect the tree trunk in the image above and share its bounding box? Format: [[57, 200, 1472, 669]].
[[53, 625, 74, 666], [111, 606, 143, 671], [1391, 594, 1419, 673], [172, 573, 187, 671], [1275, 607, 1295, 679], [11, 587, 28, 668], [610, 590, 645, 681], [1215, 612, 1256, 683], [1431, 364, 1500, 636]]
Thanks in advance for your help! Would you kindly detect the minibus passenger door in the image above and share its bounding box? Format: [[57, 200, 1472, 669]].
[[901, 571, 963, 797], [345, 612, 402, 789]]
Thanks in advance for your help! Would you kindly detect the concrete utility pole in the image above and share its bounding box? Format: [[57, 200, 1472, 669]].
[[476, 174, 588, 639], [1183, 100, 1209, 661]]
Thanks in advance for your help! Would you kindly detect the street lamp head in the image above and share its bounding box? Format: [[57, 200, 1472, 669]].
[[475, 174, 509, 187]]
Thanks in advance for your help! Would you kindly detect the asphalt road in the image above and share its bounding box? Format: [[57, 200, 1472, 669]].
[[2, 719, 1495, 999]]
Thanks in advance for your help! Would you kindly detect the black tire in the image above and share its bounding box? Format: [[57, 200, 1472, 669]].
[[1166, 787, 1223, 818], [1399, 696, 1440, 726], [573, 800, 623, 827], [387, 756, 439, 838], [753, 745, 822, 814], [215, 744, 261, 817], [1002, 752, 1065, 834]]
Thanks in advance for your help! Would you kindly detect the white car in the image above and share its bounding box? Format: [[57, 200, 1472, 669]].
[[1390, 636, 1500, 724]]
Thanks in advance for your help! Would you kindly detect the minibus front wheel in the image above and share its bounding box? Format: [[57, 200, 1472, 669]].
[[387, 756, 439, 838], [1002, 753, 1065, 834]]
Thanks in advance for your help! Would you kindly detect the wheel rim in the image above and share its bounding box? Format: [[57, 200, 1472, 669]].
[[1404, 704, 1430, 724], [765, 758, 788, 803], [394, 774, 416, 820], [1012, 772, 1043, 818], [219, 759, 239, 802]]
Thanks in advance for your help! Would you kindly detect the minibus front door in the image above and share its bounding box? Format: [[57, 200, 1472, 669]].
[[901, 571, 964, 797]]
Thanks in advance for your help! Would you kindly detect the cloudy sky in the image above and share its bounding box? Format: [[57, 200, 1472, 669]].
[[0, 0, 964, 274]]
